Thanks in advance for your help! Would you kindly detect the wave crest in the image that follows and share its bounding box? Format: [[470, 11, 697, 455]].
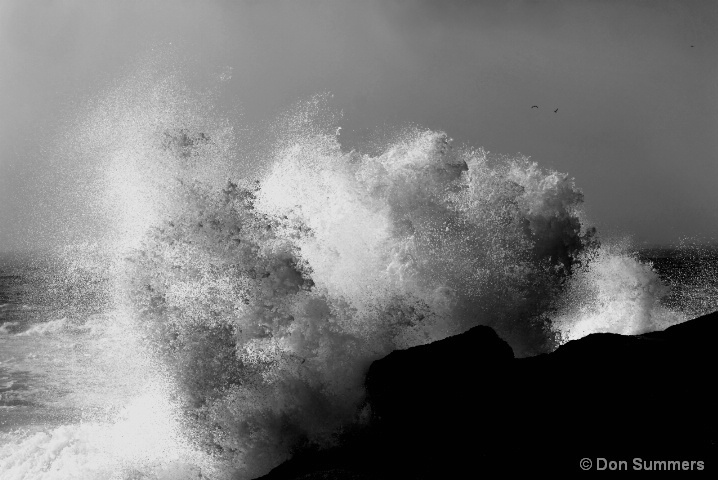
[[117, 95, 605, 476]]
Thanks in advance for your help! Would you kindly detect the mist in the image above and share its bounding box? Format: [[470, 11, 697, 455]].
[[1, 0, 717, 252]]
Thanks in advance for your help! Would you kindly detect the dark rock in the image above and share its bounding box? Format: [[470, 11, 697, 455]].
[[256, 312, 718, 479], [365, 325, 513, 426]]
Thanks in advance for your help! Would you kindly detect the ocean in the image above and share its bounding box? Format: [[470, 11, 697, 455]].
[[1, 84, 716, 479]]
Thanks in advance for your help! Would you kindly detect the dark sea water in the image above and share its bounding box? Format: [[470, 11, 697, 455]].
[[0, 264, 85, 433], [639, 246, 718, 318]]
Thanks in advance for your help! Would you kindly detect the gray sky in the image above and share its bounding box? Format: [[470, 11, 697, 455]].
[[1, 0, 716, 251]]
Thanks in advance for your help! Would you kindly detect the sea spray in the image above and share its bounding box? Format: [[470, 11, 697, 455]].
[[651, 240, 718, 319], [0, 305, 216, 480], [112, 89, 609, 476], [7, 67, 699, 478], [551, 244, 680, 343]]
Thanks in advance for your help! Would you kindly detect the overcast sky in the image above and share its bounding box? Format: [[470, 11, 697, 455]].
[[1, 0, 716, 252]]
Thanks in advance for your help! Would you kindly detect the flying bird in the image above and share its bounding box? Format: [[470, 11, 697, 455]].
[[554, 108, 558, 113], [531, 106, 538, 109]]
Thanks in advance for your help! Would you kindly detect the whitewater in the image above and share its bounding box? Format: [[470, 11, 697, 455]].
[[1, 66, 716, 480]]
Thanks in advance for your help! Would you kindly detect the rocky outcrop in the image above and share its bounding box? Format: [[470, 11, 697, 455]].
[[257, 312, 718, 478]]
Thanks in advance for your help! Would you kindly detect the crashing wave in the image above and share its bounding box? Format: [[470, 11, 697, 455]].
[[109, 90, 609, 476], [32, 71, 694, 478]]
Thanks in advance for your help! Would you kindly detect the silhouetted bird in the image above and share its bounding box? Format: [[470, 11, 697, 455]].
[[531, 106, 538, 109], [554, 108, 558, 113]]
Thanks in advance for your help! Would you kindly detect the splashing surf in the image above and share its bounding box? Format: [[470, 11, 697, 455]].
[[2, 66, 715, 479]]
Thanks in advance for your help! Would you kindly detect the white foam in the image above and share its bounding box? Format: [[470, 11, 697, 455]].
[[551, 246, 687, 343], [0, 387, 211, 480], [15, 319, 68, 337]]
